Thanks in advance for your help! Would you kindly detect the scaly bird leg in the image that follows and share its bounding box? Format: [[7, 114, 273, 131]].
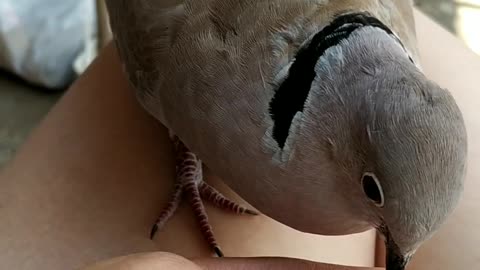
[[150, 136, 258, 257]]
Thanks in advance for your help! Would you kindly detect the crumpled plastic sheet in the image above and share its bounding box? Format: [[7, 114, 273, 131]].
[[0, 0, 97, 89]]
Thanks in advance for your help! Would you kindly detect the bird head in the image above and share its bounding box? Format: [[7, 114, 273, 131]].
[[268, 13, 468, 270], [333, 26, 467, 270], [357, 69, 467, 269]]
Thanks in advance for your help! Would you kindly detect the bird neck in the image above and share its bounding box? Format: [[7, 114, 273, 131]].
[[268, 13, 414, 150], [306, 12, 416, 73]]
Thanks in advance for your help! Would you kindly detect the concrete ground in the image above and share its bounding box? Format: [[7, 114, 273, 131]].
[[0, 0, 479, 169]]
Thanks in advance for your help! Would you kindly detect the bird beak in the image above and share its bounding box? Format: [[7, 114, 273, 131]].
[[380, 226, 411, 270], [385, 242, 411, 270]]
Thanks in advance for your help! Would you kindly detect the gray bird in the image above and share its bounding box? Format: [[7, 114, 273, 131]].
[[105, 1, 468, 269]]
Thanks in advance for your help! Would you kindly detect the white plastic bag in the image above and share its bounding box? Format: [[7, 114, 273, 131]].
[[0, 0, 97, 89]]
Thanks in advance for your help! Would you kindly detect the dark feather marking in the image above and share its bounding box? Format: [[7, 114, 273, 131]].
[[269, 12, 413, 149]]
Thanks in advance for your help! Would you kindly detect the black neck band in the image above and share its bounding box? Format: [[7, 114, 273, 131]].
[[269, 12, 411, 149]]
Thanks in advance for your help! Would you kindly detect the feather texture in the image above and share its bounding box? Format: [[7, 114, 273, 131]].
[[106, 0, 467, 265]]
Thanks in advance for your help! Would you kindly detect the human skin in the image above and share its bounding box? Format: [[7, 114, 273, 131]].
[[83, 252, 379, 270], [0, 9, 478, 270]]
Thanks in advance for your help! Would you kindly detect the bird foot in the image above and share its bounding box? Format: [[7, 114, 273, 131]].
[[150, 137, 258, 257]]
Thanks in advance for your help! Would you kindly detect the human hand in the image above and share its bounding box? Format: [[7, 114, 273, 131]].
[[83, 252, 380, 270]]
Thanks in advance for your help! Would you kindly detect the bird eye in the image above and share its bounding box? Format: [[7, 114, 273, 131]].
[[361, 173, 384, 207]]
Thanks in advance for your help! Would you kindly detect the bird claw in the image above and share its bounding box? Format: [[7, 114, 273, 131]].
[[150, 137, 257, 257]]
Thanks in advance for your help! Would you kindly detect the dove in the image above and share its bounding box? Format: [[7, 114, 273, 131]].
[[105, 1, 468, 269]]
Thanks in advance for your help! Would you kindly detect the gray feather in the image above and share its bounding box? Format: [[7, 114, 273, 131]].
[[106, 0, 467, 263]]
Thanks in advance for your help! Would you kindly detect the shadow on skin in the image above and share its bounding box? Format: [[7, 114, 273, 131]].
[[83, 252, 380, 270]]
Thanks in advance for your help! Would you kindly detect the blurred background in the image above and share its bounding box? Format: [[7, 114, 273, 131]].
[[0, 0, 479, 169]]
